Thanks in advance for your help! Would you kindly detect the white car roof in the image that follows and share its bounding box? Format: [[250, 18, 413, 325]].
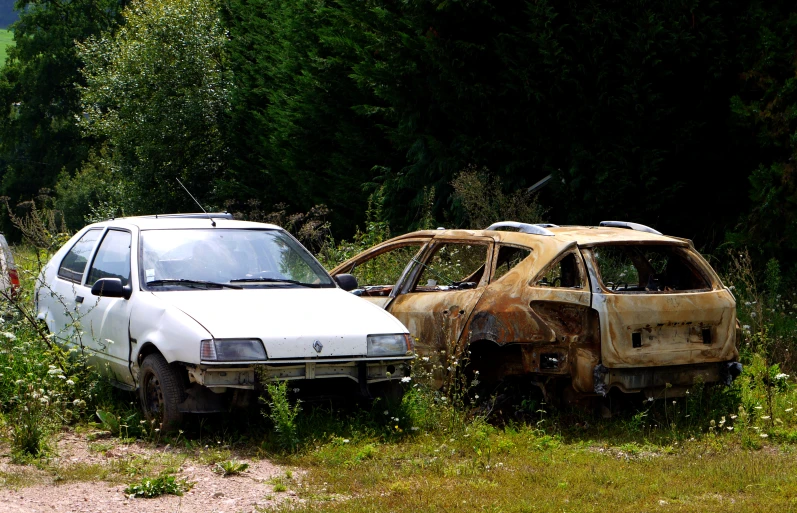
[[86, 215, 282, 231]]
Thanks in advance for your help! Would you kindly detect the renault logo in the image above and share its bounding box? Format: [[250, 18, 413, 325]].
[[313, 340, 323, 353]]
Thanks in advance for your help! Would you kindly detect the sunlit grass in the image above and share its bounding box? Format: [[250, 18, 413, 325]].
[[0, 29, 12, 64]]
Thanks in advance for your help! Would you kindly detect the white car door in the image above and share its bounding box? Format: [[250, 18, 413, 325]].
[[46, 228, 104, 350], [81, 228, 136, 387]]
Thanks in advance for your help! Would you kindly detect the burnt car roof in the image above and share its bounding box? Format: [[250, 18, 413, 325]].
[[385, 226, 687, 247]]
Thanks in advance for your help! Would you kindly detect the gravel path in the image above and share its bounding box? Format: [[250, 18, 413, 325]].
[[0, 432, 295, 513]]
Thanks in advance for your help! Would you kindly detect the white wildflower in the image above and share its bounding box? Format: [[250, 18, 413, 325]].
[[785, 408, 794, 413], [760, 433, 768, 438], [401, 376, 411, 383], [342, 439, 350, 444], [66, 379, 74, 386], [774, 373, 789, 380]]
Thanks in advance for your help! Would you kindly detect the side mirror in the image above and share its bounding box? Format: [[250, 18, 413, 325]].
[[334, 273, 358, 292], [91, 278, 132, 299]]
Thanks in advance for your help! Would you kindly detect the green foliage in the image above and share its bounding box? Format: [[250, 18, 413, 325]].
[[728, 3, 797, 282], [224, 0, 393, 234], [0, 0, 122, 220], [213, 460, 249, 476], [451, 167, 548, 229], [263, 381, 302, 452], [124, 473, 193, 498], [77, 0, 230, 215], [0, 29, 13, 64], [54, 147, 129, 231]]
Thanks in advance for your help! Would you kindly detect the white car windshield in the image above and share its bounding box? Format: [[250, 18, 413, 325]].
[[140, 229, 334, 289]]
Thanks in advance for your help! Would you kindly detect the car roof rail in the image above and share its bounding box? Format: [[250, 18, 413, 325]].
[[598, 220, 662, 235], [137, 212, 234, 220], [485, 221, 555, 236]]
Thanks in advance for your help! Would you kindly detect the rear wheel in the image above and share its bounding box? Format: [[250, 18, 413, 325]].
[[139, 353, 186, 432]]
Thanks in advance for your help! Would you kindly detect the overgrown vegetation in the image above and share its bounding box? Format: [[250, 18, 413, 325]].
[[124, 473, 193, 498], [0, 192, 796, 512]]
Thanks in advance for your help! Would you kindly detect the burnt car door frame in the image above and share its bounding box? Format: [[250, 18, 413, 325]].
[[332, 237, 433, 309], [386, 236, 495, 373]]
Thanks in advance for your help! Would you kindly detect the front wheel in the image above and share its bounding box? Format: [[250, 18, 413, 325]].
[[139, 353, 186, 432]]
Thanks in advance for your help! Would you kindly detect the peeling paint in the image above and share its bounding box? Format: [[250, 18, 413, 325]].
[[331, 226, 741, 403]]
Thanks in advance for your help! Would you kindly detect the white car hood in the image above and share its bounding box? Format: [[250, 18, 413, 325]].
[[151, 287, 407, 359]]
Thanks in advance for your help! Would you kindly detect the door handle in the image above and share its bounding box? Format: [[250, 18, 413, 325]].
[[76, 296, 84, 304]]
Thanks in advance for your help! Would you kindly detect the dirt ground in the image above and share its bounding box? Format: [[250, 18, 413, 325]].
[[0, 431, 295, 513]]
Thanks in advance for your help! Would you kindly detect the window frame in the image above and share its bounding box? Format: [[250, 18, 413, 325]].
[[585, 243, 713, 294], [57, 228, 104, 285], [86, 228, 133, 288], [489, 243, 533, 284], [529, 249, 587, 290], [402, 238, 494, 294]]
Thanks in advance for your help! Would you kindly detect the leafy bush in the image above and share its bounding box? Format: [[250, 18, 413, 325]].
[[213, 460, 249, 476], [263, 381, 302, 452], [124, 473, 193, 498]]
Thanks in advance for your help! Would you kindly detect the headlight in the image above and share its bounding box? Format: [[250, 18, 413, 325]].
[[200, 339, 267, 361], [367, 334, 412, 357]]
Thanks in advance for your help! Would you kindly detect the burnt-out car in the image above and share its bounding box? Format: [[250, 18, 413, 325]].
[[330, 221, 742, 403]]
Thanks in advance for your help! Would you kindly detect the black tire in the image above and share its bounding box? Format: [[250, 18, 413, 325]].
[[139, 353, 186, 432]]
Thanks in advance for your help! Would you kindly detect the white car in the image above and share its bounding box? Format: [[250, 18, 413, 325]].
[[35, 213, 412, 429]]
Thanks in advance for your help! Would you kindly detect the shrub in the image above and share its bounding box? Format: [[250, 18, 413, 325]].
[[263, 381, 302, 452], [124, 473, 193, 498]]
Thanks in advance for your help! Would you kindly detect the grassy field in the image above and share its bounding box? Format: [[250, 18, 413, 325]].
[[1, 228, 796, 512], [0, 29, 12, 64]]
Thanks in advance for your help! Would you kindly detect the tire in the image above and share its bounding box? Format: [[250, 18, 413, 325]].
[[139, 353, 186, 432]]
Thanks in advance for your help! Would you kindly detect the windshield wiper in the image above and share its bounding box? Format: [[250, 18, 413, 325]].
[[146, 279, 242, 290], [229, 277, 319, 287]]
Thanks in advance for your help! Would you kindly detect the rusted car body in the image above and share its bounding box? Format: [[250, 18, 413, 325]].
[[330, 221, 742, 403]]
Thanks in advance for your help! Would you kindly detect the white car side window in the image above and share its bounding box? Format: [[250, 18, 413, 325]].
[[87, 230, 132, 287], [57, 229, 102, 283]]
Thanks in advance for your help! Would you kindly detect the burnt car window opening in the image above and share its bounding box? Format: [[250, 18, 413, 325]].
[[591, 245, 710, 292], [350, 244, 424, 289], [493, 245, 532, 281], [413, 243, 487, 291], [140, 229, 334, 289], [87, 230, 132, 286], [535, 252, 583, 288], [58, 229, 103, 283]]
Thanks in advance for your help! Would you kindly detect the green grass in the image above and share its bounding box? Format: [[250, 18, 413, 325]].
[[0, 29, 13, 65], [284, 435, 797, 512]]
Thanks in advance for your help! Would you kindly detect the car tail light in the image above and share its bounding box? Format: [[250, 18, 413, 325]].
[[8, 268, 19, 296]]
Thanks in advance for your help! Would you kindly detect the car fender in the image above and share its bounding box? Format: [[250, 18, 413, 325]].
[[129, 292, 212, 379]]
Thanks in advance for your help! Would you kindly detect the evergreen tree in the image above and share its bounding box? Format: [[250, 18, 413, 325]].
[[0, 0, 123, 214]]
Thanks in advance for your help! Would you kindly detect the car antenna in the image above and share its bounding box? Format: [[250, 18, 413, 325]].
[[175, 177, 215, 227]]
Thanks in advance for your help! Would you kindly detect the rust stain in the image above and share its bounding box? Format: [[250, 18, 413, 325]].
[[330, 226, 741, 404]]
